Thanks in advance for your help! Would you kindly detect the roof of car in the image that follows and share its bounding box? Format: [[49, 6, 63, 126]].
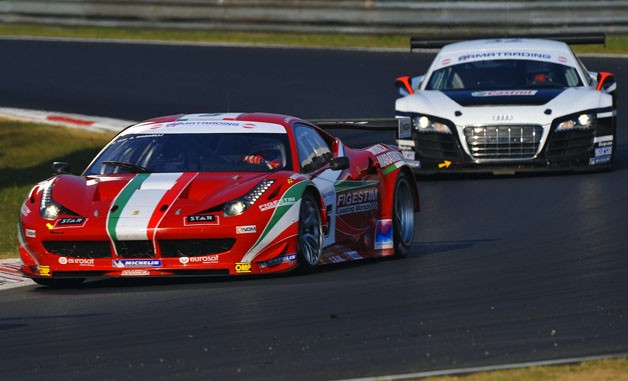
[[429, 38, 580, 70], [122, 113, 296, 135], [439, 38, 571, 55]]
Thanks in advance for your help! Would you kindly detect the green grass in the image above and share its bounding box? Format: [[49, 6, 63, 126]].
[[423, 357, 628, 381], [1, 23, 627, 53], [0, 119, 114, 259]]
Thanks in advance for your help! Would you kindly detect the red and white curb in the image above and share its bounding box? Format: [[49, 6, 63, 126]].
[[0, 259, 33, 290], [0, 107, 134, 290], [0, 106, 135, 132]]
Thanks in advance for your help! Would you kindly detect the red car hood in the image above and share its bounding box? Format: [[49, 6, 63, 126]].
[[50, 172, 274, 216]]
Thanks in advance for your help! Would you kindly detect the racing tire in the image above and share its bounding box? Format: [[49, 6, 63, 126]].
[[392, 172, 416, 258], [32, 278, 85, 288], [296, 191, 323, 272]]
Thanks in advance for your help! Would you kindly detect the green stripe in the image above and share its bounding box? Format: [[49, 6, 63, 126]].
[[107, 173, 150, 241], [382, 161, 402, 175], [252, 180, 310, 250]]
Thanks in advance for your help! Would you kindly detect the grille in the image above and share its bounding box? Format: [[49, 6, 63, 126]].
[[546, 129, 595, 159], [42, 241, 111, 258], [159, 239, 236, 258], [463, 125, 543, 160], [414, 132, 463, 160], [114, 240, 155, 258]]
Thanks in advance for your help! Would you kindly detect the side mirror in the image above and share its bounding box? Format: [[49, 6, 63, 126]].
[[395, 75, 423, 97], [597, 72, 617, 93], [329, 156, 350, 171], [52, 161, 71, 175]]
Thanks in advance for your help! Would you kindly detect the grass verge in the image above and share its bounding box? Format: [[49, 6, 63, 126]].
[[0, 119, 114, 259], [423, 357, 628, 381], [0, 23, 627, 53]]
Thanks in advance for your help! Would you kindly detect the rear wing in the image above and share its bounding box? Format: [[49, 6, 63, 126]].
[[310, 117, 412, 139], [410, 32, 606, 50]]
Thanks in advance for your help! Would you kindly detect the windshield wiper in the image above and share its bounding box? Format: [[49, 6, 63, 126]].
[[102, 161, 151, 173]]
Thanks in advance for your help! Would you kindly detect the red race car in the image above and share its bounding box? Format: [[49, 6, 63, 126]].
[[18, 112, 420, 286]]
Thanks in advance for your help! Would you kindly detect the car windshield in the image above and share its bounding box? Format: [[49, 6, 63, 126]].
[[425, 59, 583, 91], [84, 133, 292, 175]]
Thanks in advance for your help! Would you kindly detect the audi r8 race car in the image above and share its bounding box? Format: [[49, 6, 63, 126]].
[[18, 113, 419, 286], [395, 34, 617, 174]]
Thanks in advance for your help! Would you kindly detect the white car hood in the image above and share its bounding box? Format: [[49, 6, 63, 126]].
[[396, 87, 611, 126]]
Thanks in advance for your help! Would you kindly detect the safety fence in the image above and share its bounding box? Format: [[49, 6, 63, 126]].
[[0, 1, 627, 35]]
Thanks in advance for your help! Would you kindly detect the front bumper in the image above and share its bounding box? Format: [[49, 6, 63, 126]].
[[398, 123, 614, 175]]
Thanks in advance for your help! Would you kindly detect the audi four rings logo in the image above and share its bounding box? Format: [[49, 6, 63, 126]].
[[492, 114, 514, 121]]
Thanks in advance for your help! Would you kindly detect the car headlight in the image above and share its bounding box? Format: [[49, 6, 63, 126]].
[[413, 115, 452, 134], [556, 113, 596, 131], [39, 179, 75, 220], [223, 180, 275, 217]]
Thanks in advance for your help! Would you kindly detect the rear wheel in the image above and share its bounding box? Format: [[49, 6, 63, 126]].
[[296, 192, 323, 272], [392, 173, 416, 258]]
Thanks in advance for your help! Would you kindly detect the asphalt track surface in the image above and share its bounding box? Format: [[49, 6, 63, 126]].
[[0, 39, 627, 380]]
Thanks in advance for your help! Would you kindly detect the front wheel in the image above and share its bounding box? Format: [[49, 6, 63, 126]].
[[296, 192, 323, 272], [392, 173, 416, 258]]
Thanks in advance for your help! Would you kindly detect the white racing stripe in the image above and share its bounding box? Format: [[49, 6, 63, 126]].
[[114, 173, 183, 241]]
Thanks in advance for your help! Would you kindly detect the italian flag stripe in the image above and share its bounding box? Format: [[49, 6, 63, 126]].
[[107, 173, 189, 243], [107, 173, 150, 242], [147, 172, 197, 240]]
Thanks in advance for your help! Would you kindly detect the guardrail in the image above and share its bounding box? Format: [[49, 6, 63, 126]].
[[1, 1, 627, 36]]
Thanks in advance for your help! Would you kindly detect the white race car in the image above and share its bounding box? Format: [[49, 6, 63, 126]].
[[395, 34, 617, 174]]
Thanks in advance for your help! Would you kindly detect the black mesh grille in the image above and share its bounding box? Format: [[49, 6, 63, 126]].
[[414, 132, 463, 160], [159, 239, 236, 258], [114, 241, 155, 258], [546, 129, 595, 158], [42, 241, 111, 258], [464, 125, 543, 160]]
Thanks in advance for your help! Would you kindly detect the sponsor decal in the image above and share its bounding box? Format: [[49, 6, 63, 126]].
[[259, 199, 279, 212], [236, 225, 257, 234], [179, 255, 219, 265], [121, 269, 150, 276], [235, 262, 252, 273], [375, 219, 394, 250], [21, 204, 31, 217], [402, 150, 415, 161], [39, 266, 51, 277], [589, 156, 611, 166], [366, 144, 388, 155], [259, 254, 297, 269], [280, 197, 296, 206], [25, 229, 36, 238], [55, 217, 87, 228], [345, 251, 363, 260], [113, 259, 162, 268], [376, 151, 404, 168], [59, 257, 95, 266], [595, 146, 612, 157], [185, 214, 219, 225], [458, 52, 552, 62], [242, 123, 256, 129], [164, 121, 240, 128], [337, 188, 378, 216], [472, 90, 537, 97], [46, 223, 55, 230], [441, 58, 451, 66]]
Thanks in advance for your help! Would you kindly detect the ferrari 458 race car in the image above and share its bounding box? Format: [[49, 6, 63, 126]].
[[18, 113, 419, 286], [395, 34, 617, 174]]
